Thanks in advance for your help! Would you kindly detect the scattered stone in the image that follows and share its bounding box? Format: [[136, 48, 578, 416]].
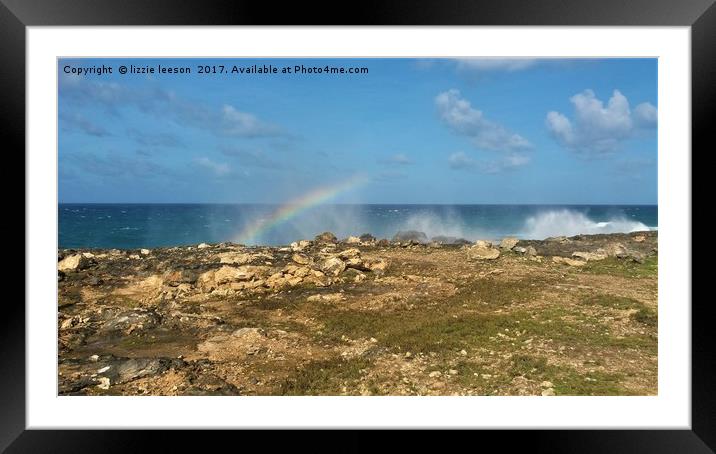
[[140, 249, 151, 255], [541, 388, 556, 396], [307, 293, 344, 303], [540, 381, 554, 388], [633, 235, 646, 243], [513, 246, 527, 254], [197, 243, 210, 249], [345, 236, 361, 244], [428, 371, 442, 378]]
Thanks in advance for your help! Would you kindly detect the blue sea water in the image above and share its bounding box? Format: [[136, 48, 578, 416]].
[[58, 204, 657, 249]]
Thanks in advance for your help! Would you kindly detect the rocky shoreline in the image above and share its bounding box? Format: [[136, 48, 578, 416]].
[[58, 230, 658, 396]]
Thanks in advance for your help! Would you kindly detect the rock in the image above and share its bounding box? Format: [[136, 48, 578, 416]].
[[572, 250, 608, 261], [320, 257, 346, 276], [307, 293, 344, 302], [364, 258, 389, 273], [164, 269, 198, 286], [218, 252, 252, 265], [112, 358, 170, 384], [89, 354, 99, 362], [392, 230, 428, 243], [459, 349, 468, 356], [541, 388, 556, 396], [337, 248, 361, 259], [345, 236, 361, 244], [540, 381, 554, 388], [315, 232, 337, 244], [513, 246, 527, 254], [474, 240, 493, 248], [58, 254, 89, 272], [292, 253, 311, 265], [197, 243, 210, 249], [467, 244, 500, 260], [552, 256, 586, 267], [525, 246, 537, 257], [633, 234, 646, 242], [629, 251, 646, 264], [359, 233, 376, 243], [500, 237, 519, 250], [604, 242, 628, 258], [140, 249, 151, 255], [428, 371, 442, 378], [290, 240, 311, 252], [448, 369, 458, 375], [96, 377, 111, 390]]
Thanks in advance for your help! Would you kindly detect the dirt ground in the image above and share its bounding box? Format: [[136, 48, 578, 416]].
[[57, 231, 657, 396]]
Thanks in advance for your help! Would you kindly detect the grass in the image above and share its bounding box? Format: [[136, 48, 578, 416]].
[[581, 294, 645, 310], [276, 356, 371, 395], [631, 307, 658, 327], [582, 255, 658, 278]]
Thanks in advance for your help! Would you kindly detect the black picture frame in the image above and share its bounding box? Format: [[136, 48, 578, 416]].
[[4, 0, 710, 452]]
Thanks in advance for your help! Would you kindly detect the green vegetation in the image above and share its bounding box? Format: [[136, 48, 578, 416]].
[[276, 356, 372, 395], [583, 256, 658, 278], [632, 307, 658, 327]]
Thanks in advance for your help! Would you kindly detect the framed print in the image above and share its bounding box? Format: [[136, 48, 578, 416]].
[[5, 0, 712, 451]]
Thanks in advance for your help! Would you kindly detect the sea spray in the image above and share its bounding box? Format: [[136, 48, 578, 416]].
[[522, 209, 651, 239]]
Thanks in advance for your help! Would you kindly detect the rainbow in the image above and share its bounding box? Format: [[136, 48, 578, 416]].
[[235, 173, 369, 244]]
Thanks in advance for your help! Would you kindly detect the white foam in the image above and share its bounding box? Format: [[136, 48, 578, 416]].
[[522, 209, 651, 239]]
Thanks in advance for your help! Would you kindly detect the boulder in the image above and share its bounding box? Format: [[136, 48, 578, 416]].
[[499, 237, 519, 250], [218, 252, 252, 265], [290, 240, 311, 252], [291, 253, 311, 265], [525, 246, 538, 257], [552, 256, 586, 267], [392, 230, 428, 243], [320, 257, 346, 276], [467, 244, 500, 260], [513, 246, 527, 254], [58, 254, 90, 272], [197, 243, 211, 249], [345, 236, 361, 244], [315, 232, 337, 243], [572, 250, 608, 261]]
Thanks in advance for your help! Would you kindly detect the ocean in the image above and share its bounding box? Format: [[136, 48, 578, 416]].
[[58, 204, 658, 249]]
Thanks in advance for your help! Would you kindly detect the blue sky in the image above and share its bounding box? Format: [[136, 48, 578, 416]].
[[58, 58, 657, 204]]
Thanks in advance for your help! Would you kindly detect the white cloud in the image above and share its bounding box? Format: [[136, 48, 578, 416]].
[[448, 152, 475, 170], [455, 58, 537, 73], [379, 153, 413, 166], [448, 151, 530, 173], [546, 89, 657, 155], [436, 89, 532, 152], [195, 157, 231, 176]]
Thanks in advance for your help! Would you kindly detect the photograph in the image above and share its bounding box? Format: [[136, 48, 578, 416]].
[[56, 57, 659, 397]]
